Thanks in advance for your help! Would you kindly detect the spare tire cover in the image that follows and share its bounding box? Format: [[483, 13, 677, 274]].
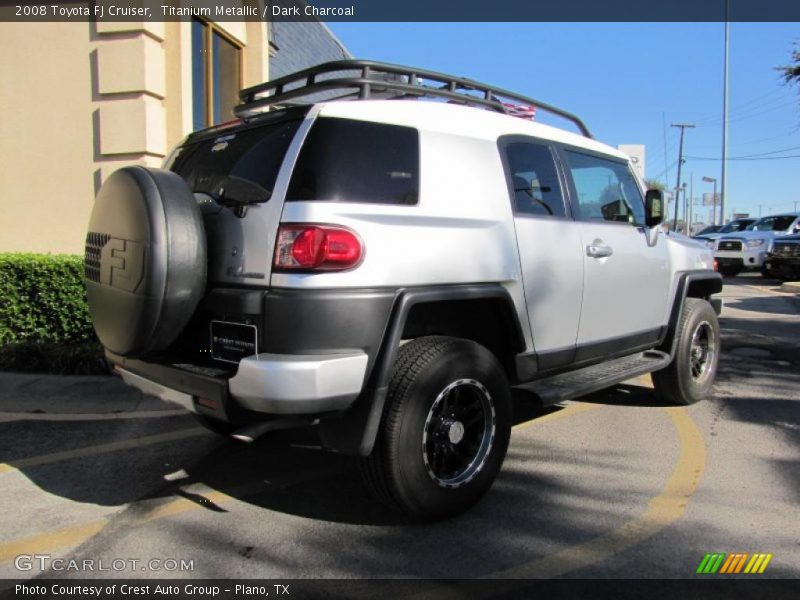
[[85, 166, 206, 357]]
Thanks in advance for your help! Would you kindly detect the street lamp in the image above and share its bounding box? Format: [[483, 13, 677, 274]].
[[702, 176, 717, 225]]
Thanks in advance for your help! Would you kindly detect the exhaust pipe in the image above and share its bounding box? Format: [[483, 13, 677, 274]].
[[231, 417, 319, 443]]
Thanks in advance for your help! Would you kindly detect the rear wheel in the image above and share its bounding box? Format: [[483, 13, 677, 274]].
[[360, 336, 511, 520], [653, 298, 720, 405]]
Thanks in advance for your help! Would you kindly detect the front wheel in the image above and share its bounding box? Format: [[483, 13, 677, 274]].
[[652, 298, 720, 405], [360, 336, 512, 520]]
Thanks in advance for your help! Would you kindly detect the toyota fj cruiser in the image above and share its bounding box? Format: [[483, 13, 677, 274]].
[[85, 60, 722, 519]]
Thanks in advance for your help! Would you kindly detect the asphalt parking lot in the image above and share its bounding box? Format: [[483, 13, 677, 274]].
[[0, 275, 798, 587]]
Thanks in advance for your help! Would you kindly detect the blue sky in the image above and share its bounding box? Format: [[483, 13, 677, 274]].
[[327, 22, 800, 224]]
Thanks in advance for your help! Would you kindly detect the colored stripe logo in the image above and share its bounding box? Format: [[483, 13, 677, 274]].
[[696, 553, 773, 574]]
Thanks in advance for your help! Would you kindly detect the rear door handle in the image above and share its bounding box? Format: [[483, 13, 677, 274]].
[[586, 240, 613, 258]]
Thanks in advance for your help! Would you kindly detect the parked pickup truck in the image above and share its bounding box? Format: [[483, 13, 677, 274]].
[[715, 213, 800, 277]]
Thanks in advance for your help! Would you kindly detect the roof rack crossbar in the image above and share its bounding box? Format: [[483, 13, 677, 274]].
[[236, 59, 592, 138]]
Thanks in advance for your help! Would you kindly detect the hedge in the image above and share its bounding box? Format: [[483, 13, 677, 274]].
[[0, 253, 95, 345]]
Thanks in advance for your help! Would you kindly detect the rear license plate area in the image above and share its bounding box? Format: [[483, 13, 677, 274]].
[[210, 321, 258, 364]]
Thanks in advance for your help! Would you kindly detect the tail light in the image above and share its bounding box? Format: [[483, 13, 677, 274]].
[[274, 224, 363, 271], [713, 259, 719, 272]]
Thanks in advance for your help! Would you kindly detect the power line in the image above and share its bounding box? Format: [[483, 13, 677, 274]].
[[686, 154, 800, 161], [688, 87, 787, 124]]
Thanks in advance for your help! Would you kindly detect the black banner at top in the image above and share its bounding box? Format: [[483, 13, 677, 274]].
[[2, 0, 800, 22]]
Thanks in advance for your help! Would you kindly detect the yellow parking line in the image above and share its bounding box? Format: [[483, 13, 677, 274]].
[[0, 466, 347, 564], [0, 427, 206, 474], [0, 521, 107, 563], [493, 406, 706, 580], [744, 284, 795, 297], [411, 406, 706, 599]]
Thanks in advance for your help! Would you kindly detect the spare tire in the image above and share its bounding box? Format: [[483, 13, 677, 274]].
[[85, 166, 206, 358]]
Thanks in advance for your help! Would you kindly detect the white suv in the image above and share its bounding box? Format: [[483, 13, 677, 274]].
[[85, 60, 722, 519], [714, 213, 800, 277]]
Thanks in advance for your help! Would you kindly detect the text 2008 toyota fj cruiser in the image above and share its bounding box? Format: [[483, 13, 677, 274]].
[[85, 61, 722, 519]]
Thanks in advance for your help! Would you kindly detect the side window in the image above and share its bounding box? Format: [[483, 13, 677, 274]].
[[503, 141, 566, 217], [564, 151, 645, 225], [287, 118, 419, 205]]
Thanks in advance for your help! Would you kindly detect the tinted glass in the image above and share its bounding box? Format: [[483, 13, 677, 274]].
[[565, 151, 645, 225], [719, 219, 754, 233], [170, 120, 301, 202], [752, 216, 796, 231], [504, 141, 565, 217], [191, 20, 207, 131], [212, 31, 240, 125], [287, 118, 419, 205]]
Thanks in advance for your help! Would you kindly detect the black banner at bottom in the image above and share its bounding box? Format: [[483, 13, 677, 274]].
[[0, 579, 798, 600]]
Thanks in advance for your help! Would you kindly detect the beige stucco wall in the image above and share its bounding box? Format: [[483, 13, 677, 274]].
[[0, 22, 97, 254], [0, 15, 269, 256]]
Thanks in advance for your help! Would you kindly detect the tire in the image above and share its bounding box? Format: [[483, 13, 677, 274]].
[[85, 166, 206, 358], [360, 336, 512, 520], [192, 413, 239, 436], [652, 298, 720, 405], [760, 265, 773, 278], [717, 265, 741, 277]]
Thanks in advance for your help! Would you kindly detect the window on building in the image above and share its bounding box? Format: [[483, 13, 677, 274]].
[[192, 19, 242, 131]]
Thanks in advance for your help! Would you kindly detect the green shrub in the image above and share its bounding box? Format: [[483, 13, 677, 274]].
[[0, 253, 95, 345], [0, 340, 108, 375]]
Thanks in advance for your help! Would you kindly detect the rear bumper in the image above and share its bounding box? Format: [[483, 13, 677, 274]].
[[229, 352, 368, 414], [108, 350, 368, 419]]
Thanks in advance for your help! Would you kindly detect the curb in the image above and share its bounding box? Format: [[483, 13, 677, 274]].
[[780, 281, 800, 293]]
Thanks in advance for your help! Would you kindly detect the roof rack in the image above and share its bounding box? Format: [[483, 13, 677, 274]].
[[235, 59, 593, 138]]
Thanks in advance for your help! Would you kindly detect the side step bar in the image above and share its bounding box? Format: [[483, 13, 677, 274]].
[[515, 350, 671, 406]]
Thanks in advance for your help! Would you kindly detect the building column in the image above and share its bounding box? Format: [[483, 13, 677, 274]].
[[95, 21, 167, 183]]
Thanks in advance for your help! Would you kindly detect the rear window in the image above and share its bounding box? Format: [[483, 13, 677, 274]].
[[287, 118, 419, 205], [170, 119, 301, 203]]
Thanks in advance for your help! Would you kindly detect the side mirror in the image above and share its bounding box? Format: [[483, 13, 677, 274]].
[[645, 189, 664, 228]]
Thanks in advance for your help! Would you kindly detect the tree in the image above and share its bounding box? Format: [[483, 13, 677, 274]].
[[777, 41, 800, 86], [644, 179, 666, 191]]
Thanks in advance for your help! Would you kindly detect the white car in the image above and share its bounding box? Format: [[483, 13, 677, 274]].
[[693, 218, 756, 250], [715, 213, 800, 276]]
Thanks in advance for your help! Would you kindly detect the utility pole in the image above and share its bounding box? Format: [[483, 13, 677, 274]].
[[720, 1, 730, 224], [671, 123, 695, 231]]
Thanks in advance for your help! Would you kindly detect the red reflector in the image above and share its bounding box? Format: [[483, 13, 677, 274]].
[[713, 259, 719, 272], [197, 397, 219, 409], [274, 224, 363, 271]]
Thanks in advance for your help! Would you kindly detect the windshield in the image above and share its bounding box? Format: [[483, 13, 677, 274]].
[[751, 216, 796, 232], [719, 220, 753, 233]]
